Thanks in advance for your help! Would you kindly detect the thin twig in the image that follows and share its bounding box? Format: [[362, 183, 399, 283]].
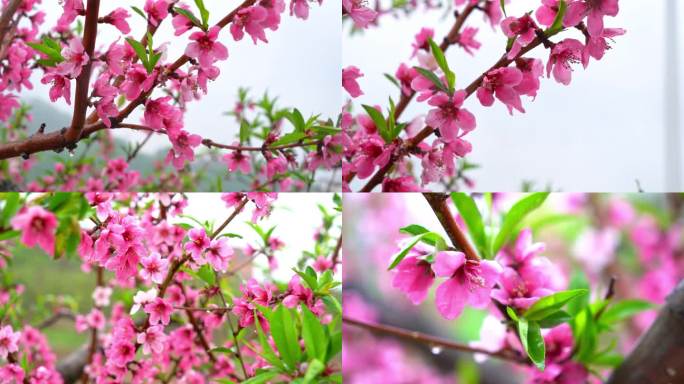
[[343, 316, 527, 364]]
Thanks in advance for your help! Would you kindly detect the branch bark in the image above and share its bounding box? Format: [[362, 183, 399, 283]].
[[606, 279, 684, 384], [0, 0, 257, 160], [0, 0, 21, 43], [422, 192, 479, 260], [65, 0, 100, 147], [343, 316, 527, 364]]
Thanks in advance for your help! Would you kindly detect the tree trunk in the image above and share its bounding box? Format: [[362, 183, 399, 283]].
[[607, 280, 684, 384]]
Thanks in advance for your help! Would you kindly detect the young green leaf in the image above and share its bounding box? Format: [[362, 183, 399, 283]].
[[537, 310, 572, 328], [451, 193, 488, 258], [523, 289, 588, 321], [269, 305, 302, 371], [384, 73, 401, 89], [125, 38, 150, 72], [195, 264, 215, 285], [1, 193, 20, 227], [293, 268, 318, 291], [492, 192, 550, 256], [193, 0, 210, 29], [518, 318, 545, 370], [174, 7, 202, 28], [302, 359, 325, 384], [241, 370, 281, 384], [130, 5, 147, 20], [387, 232, 447, 270], [599, 299, 654, 324], [547, 0, 567, 35], [428, 38, 455, 90], [254, 313, 286, 370], [361, 105, 389, 142], [301, 305, 328, 362], [413, 66, 449, 94]]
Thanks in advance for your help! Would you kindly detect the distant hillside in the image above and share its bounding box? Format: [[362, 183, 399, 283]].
[[21, 99, 247, 190]]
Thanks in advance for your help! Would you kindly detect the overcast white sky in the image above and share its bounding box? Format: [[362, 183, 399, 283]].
[[25, 0, 340, 153], [176, 193, 338, 281], [344, 0, 684, 192]]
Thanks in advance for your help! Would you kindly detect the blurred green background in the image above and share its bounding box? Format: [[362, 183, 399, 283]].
[[11, 249, 94, 357]]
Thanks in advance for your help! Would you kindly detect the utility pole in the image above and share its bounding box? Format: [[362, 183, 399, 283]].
[[665, 0, 681, 191]]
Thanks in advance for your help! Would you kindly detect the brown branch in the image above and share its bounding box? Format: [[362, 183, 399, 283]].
[[0, 0, 257, 160], [65, 0, 100, 147], [607, 280, 684, 384], [214, 270, 249, 380], [0, 0, 21, 43], [343, 316, 527, 364], [114, 123, 322, 152], [359, 31, 559, 192], [181, 285, 217, 364], [331, 234, 342, 266], [422, 193, 479, 260], [36, 309, 76, 330]]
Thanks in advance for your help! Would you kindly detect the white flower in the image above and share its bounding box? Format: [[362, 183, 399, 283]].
[[130, 288, 158, 315], [92, 286, 113, 307]]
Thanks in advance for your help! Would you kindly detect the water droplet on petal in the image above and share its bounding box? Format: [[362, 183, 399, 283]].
[[431, 346, 442, 355]]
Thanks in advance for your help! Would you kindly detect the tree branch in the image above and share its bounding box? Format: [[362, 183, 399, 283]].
[[0, 0, 21, 43], [0, 0, 257, 160], [359, 30, 560, 192], [607, 280, 684, 384], [343, 316, 527, 364], [65, 0, 100, 147], [422, 192, 479, 260]]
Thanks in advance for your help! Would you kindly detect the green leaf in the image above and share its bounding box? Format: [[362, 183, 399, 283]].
[[492, 192, 550, 256], [566, 270, 590, 316], [196, 264, 215, 285], [1, 193, 20, 227], [451, 193, 488, 258], [398, 226, 448, 248], [428, 38, 455, 90], [271, 132, 308, 147], [239, 119, 250, 144], [506, 306, 519, 321], [547, 0, 567, 35], [0, 230, 19, 241], [130, 6, 147, 20], [173, 7, 202, 28], [126, 38, 150, 72], [294, 268, 318, 291], [518, 318, 545, 369], [286, 108, 306, 132], [301, 306, 327, 362], [193, 0, 210, 29], [269, 305, 302, 371], [574, 307, 597, 362], [537, 310, 572, 328], [361, 105, 389, 143], [387, 232, 446, 270], [599, 299, 654, 324], [241, 370, 281, 384], [413, 66, 449, 94], [524, 289, 588, 321], [591, 352, 624, 367], [254, 313, 286, 370], [303, 359, 325, 384], [383, 73, 400, 89]]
